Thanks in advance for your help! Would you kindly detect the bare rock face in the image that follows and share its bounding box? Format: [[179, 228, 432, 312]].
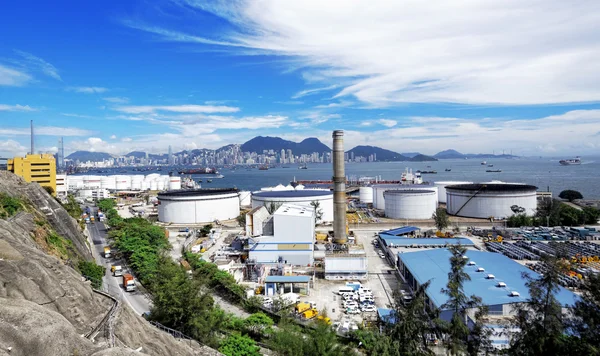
[[0, 172, 220, 355]]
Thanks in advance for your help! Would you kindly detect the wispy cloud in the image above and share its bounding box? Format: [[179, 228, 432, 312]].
[[114, 104, 240, 114], [14, 50, 61, 81], [292, 85, 339, 99], [144, 1, 600, 106], [0, 104, 37, 112], [0, 64, 31, 86], [377, 119, 397, 127], [274, 100, 304, 105], [61, 113, 91, 118], [103, 96, 129, 104], [68, 86, 109, 94], [0, 126, 92, 136]]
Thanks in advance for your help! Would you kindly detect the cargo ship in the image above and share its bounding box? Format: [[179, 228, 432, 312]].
[[559, 157, 581, 165], [178, 167, 220, 175]]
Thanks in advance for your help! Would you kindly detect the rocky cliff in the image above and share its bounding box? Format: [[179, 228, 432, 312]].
[[0, 172, 219, 356]]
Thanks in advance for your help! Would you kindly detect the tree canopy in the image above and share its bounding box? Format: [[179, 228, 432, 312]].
[[559, 190, 583, 202], [432, 207, 450, 232]]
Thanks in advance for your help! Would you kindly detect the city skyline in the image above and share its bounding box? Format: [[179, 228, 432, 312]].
[[1, 1, 600, 157]]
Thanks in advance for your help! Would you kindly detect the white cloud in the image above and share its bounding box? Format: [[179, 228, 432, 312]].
[[0, 139, 27, 156], [121, 137, 133, 142], [377, 119, 397, 127], [110, 134, 117, 140], [61, 113, 91, 118], [0, 65, 31, 86], [103, 97, 129, 104], [14, 50, 61, 81], [148, 1, 600, 106], [68, 86, 109, 94], [0, 126, 92, 137], [114, 104, 240, 114], [0, 104, 37, 112], [292, 85, 339, 99]]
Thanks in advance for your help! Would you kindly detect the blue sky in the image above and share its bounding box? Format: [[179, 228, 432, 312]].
[[1, 0, 599, 157]]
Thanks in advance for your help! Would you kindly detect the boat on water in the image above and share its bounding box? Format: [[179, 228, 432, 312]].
[[207, 179, 212, 183], [559, 157, 581, 165], [259, 165, 269, 170], [299, 164, 308, 170], [178, 167, 220, 175], [486, 169, 502, 173], [445, 168, 451, 172], [416, 170, 437, 174], [487, 164, 494, 167], [481, 161, 487, 165]]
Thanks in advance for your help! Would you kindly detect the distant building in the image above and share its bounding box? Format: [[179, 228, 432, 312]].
[[7, 153, 56, 196], [56, 174, 67, 198]]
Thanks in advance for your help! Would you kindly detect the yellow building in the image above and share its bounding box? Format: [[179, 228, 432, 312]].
[[7, 154, 56, 196]]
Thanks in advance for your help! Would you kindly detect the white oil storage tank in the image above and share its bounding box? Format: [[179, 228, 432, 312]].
[[115, 176, 131, 190], [238, 191, 251, 207], [83, 176, 102, 189], [251, 190, 333, 222], [372, 184, 438, 210], [359, 186, 373, 204], [384, 190, 437, 220], [434, 181, 473, 204], [169, 176, 182, 190], [157, 179, 166, 191], [131, 175, 144, 190], [158, 188, 240, 224], [446, 183, 538, 219]]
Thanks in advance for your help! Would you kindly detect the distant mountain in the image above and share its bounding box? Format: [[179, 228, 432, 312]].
[[347, 145, 409, 161], [241, 136, 330, 155], [434, 149, 465, 159], [125, 151, 146, 158], [410, 154, 438, 162], [66, 151, 114, 162], [434, 149, 517, 159], [401, 152, 421, 158]]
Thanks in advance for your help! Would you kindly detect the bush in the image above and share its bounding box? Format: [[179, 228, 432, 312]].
[[218, 334, 261, 356], [0, 193, 23, 218], [559, 190, 583, 202], [97, 198, 116, 212], [78, 260, 106, 289]]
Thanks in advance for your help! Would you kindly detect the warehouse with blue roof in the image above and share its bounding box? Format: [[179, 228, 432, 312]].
[[397, 249, 578, 317]]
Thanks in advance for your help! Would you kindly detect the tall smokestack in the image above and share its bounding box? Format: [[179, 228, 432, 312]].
[[30, 120, 34, 155], [332, 130, 347, 244]]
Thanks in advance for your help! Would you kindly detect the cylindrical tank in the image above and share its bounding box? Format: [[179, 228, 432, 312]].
[[446, 183, 538, 219], [83, 175, 102, 189], [238, 191, 251, 207], [115, 175, 131, 190], [149, 180, 158, 191], [158, 188, 240, 224], [141, 180, 150, 190], [359, 186, 373, 204], [251, 190, 334, 222], [373, 184, 438, 210], [169, 176, 182, 190], [384, 190, 437, 220], [157, 179, 166, 191], [434, 181, 473, 204]]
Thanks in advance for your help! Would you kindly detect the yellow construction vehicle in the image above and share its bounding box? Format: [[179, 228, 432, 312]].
[[315, 232, 328, 241], [255, 286, 264, 295], [317, 315, 332, 325], [302, 308, 319, 320], [295, 302, 311, 314], [436, 231, 454, 238]]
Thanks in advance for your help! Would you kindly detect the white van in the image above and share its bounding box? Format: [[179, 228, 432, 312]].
[[338, 287, 355, 295]]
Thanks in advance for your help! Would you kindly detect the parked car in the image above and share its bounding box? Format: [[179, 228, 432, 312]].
[[346, 307, 360, 314], [379, 253, 386, 258], [361, 305, 376, 312]]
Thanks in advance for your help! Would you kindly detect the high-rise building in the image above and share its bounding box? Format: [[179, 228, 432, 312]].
[[168, 145, 173, 165], [7, 154, 57, 196], [57, 137, 64, 170]]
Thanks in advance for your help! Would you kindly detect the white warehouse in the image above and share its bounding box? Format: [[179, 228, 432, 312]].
[[67, 174, 182, 192], [158, 188, 240, 224], [446, 183, 538, 219], [251, 190, 333, 223], [384, 189, 437, 220], [248, 204, 315, 266]]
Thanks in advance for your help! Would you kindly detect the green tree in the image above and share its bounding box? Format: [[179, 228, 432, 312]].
[[559, 190, 583, 202], [268, 318, 306, 356], [97, 198, 116, 212], [432, 207, 450, 232], [440, 244, 490, 355], [78, 260, 105, 289], [218, 334, 261, 356], [558, 204, 584, 226], [507, 214, 533, 228], [236, 213, 247, 227], [310, 200, 324, 223], [510, 256, 567, 355], [582, 207, 600, 225], [61, 194, 83, 220], [244, 312, 274, 338], [303, 321, 350, 356], [570, 272, 600, 352]]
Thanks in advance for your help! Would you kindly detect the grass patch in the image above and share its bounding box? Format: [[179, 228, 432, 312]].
[[0, 193, 23, 218]]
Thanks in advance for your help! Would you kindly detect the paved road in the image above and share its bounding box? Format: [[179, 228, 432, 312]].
[[86, 208, 152, 316]]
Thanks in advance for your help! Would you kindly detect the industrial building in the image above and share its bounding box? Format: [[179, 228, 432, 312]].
[[248, 204, 315, 266], [324, 251, 368, 280], [245, 206, 271, 236], [433, 181, 473, 204], [157, 188, 240, 224], [446, 183, 538, 219], [264, 275, 311, 296], [372, 184, 438, 210], [55, 174, 67, 198], [397, 249, 578, 317], [67, 174, 182, 192], [251, 190, 333, 223], [384, 189, 437, 220], [7, 153, 57, 196]]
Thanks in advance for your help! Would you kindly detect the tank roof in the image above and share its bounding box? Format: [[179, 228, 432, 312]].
[[253, 190, 332, 198], [383, 189, 436, 195], [158, 188, 238, 197], [445, 183, 537, 192]]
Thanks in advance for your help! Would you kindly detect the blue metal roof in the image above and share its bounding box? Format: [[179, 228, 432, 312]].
[[380, 226, 420, 236], [264, 275, 311, 283], [253, 190, 332, 198], [399, 249, 578, 309], [381, 236, 474, 247], [377, 308, 397, 324]]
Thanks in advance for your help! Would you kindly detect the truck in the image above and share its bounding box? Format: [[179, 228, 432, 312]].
[[111, 265, 123, 277], [90, 216, 95, 223], [123, 274, 136, 292], [302, 308, 319, 320], [85, 217, 90, 224], [103, 246, 111, 258], [97, 212, 105, 221]]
